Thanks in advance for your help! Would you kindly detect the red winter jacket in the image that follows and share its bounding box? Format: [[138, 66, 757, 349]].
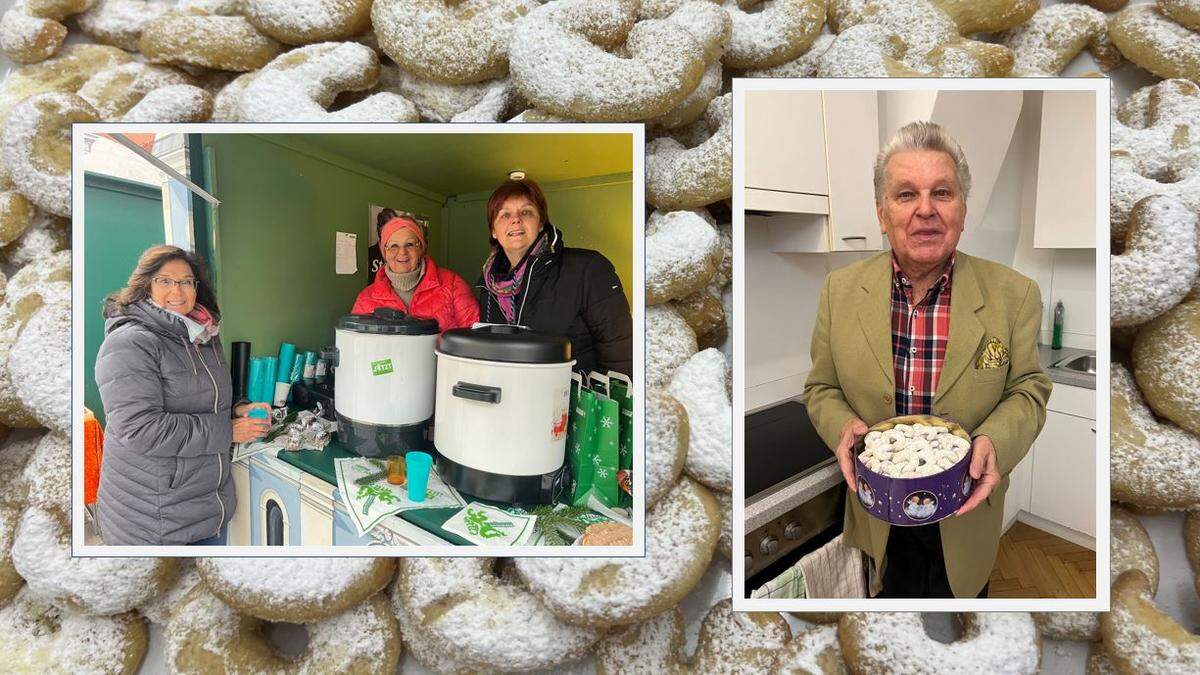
[[351, 256, 479, 332]]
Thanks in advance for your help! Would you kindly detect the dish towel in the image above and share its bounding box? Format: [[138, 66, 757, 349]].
[[800, 533, 867, 598], [751, 563, 806, 599], [750, 534, 867, 599]]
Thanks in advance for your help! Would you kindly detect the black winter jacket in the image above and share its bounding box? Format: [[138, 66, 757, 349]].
[[477, 224, 632, 376]]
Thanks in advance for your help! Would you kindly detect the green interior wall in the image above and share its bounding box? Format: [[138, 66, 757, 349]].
[[202, 134, 445, 360], [83, 173, 166, 424], [443, 173, 634, 305]]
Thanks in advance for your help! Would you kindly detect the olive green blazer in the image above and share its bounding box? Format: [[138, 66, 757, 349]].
[[803, 251, 1052, 598]]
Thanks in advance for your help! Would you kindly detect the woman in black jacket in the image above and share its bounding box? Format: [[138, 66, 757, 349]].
[[477, 178, 632, 376]]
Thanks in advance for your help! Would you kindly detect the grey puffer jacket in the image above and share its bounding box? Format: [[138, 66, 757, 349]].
[[94, 300, 236, 545]]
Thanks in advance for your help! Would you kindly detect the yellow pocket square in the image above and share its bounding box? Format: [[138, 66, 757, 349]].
[[976, 338, 1010, 369]]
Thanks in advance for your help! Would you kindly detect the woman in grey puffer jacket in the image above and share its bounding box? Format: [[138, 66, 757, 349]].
[[94, 245, 270, 545]]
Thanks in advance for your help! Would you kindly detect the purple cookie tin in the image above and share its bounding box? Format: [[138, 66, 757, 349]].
[[852, 415, 975, 526]]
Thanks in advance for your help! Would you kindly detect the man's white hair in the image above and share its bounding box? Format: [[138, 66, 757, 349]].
[[873, 120, 972, 204]]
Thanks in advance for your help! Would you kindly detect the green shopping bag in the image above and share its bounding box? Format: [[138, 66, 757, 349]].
[[588, 393, 621, 508], [567, 380, 598, 504], [608, 372, 633, 508]]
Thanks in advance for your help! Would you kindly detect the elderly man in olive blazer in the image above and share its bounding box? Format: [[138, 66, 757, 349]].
[[804, 121, 1052, 598]]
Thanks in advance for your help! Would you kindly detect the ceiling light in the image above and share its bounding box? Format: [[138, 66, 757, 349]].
[[508, 170, 525, 180]]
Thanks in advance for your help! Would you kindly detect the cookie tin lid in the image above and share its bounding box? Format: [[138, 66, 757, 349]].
[[336, 308, 439, 335], [437, 325, 572, 364]]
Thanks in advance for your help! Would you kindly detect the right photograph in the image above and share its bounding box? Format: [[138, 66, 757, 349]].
[[735, 80, 1106, 607]]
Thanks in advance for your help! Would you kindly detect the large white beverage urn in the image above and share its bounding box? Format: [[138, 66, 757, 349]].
[[331, 308, 439, 457], [434, 325, 575, 504]]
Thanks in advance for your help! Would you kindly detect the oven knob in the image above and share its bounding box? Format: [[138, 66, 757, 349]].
[[744, 554, 753, 570], [760, 536, 779, 556], [784, 522, 804, 540]]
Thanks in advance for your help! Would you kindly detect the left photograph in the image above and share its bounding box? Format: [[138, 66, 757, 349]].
[[74, 124, 644, 556]]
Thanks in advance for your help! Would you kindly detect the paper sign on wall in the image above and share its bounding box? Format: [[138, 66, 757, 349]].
[[335, 232, 357, 275]]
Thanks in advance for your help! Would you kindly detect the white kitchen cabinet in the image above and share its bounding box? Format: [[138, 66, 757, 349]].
[[823, 91, 883, 251], [1033, 90, 1097, 249], [1003, 450, 1033, 528], [744, 90, 828, 197], [1025, 384, 1097, 538], [1028, 410, 1096, 537], [743, 90, 881, 252]]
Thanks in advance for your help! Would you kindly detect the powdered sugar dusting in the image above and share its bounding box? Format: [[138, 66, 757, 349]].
[[0, 430, 42, 505], [12, 506, 169, 615], [1000, 3, 1120, 76], [11, 301, 71, 432], [841, 612, 1040, 674], [823, 0, 1013, 76], [1035, 504, 1159, 642], [77, 62, 197, 119], [1, 92, 97, 217], [120, 83, 213, 122], [77, 0, 170, 51], [649, 59, 722, 130], [392, 558, 600, 671], [647, 389, 687, 507], [595, 609, 683, 671], [723, 0, 825, 70], [1133, 301, 1200, 436], [247, 0, 372, 44], [236, 41, 418, 122], [1112, 195, 1198, 327], [1105, 571, 1200, 673], [690, 598, 790, 671], [1111, 362, 1200, 508], [1109, 3, 1200, 82], [198, 557, 386, 608], [139, 10, 284, 72], [514, 477, 719, 627], [372, 0, 538, 84], [1110, 80, 1200, 244], [509, 0, 724, 121], [377, 63, 497, 122], [668, 348, 732, 492], [647, 210, 722, 305], [0, 586, 145, 673], [0, 5, 65, 64], [138, 559, 200, 626], [776, 623, 843, 674], [647, 93, 731, 210], [746, 32, 834, 77], [22, 431, 69, 515], [647, 304, 698, 389], [167, 586, 399, 673]]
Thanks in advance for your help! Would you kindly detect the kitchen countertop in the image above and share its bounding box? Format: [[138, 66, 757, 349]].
[[745, 458, 842, 532], [1038, 344, 1096, 390]]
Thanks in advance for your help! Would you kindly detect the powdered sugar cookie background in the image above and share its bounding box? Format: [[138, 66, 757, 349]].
[[0, 0, 1193, 672]]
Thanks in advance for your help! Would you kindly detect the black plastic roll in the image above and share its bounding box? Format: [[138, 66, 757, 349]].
[[231, 341, 250, 401]]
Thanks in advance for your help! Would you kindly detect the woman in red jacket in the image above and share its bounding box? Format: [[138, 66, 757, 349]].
[[351, 215, 479, 331]]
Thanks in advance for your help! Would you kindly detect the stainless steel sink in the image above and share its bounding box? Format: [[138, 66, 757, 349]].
[[1050, 354, 1096, 375]]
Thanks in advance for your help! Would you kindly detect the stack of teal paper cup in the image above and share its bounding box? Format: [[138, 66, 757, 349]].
[[261, 356, 278, 403], [274, 343, 295, 406], [285, 353, 304, 403], [245, 357, 270, 419]]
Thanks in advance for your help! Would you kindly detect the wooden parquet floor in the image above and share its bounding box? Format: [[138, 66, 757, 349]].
[[987, 522, 1097, 598]]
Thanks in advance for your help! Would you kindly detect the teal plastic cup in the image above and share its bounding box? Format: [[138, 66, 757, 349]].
[[406, 452, 433, 502]]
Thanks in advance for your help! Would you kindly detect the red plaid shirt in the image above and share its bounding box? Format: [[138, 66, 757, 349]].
[[892, 254, 955, 415]]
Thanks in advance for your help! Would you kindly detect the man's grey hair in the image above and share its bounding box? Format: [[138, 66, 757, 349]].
[[873, 121, 972, 204]]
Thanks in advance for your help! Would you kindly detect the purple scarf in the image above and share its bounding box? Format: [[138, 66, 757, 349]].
[[482, 230, 550, 323]]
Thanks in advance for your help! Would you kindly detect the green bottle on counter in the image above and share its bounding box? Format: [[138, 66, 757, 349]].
[[1051, 300, 1064, 350]]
